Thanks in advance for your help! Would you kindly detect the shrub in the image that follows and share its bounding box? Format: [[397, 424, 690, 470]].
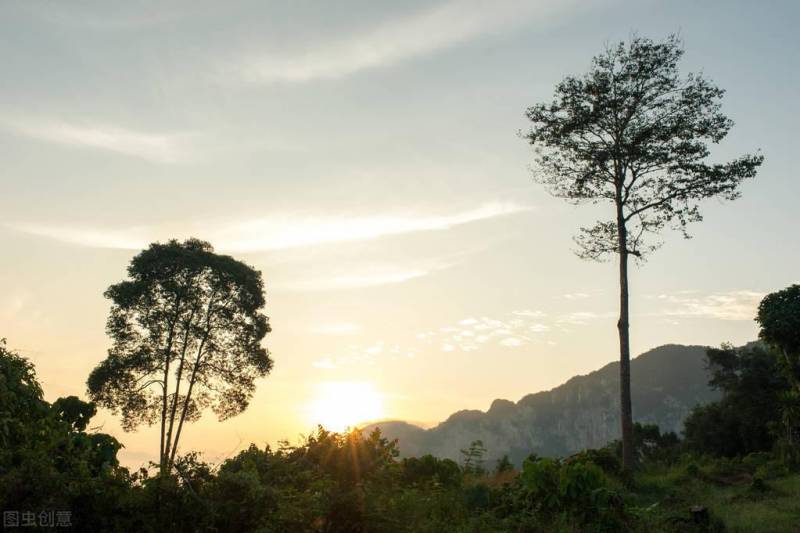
[[401, 454, 461, 488], [517, 456, 627, 529]]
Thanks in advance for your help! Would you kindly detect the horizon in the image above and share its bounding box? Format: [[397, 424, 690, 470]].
[[2, 0, 799, 469]]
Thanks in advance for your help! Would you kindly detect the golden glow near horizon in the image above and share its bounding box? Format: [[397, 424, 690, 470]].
[[306, 382, 385, 433]]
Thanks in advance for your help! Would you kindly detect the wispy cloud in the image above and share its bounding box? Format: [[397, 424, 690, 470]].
[[8, 202, 530, 252], [3, 118, 194, 163], [312, 357, 338, 370], [417, 311, 552, 352], [276, 266, 437, 291], [8, 224, 152, 250], [556, 311, 615, 325], [312, 342, 418, 370], [229, 0, 582, 84], [21, 2, 208, 31], [311, 323, 363, 336], [655, 290, 765, 321], [563, 292, 590, 300], [217, 203, 529, 252]]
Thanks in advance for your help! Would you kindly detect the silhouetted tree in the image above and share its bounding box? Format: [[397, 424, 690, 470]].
[[757, 285, 800, 450], [683, 344, 787, 456], [87, 238, 272, 475], [495, 454, 514, 475], [523, 35, 763, 470], [0, 339, 126, 529], [402, 454, 462, 488], [460, 440, 487, 476], [757, 285, 800, 392]]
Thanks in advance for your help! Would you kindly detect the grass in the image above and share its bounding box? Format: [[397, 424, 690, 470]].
[[711, 475, 800, 532], [628, 459, 800, 532]]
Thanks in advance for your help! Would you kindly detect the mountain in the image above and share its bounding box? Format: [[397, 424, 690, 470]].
[[364, 344, 721, 465]]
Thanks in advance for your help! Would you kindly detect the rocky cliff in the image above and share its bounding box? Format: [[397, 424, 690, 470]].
[[364, 344, 721, 464]]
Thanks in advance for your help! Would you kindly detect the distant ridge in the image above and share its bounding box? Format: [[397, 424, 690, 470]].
[[364, 344, 722, 464]]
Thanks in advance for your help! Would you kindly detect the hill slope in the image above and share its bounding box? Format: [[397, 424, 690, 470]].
[[365, 344, 720, 464]]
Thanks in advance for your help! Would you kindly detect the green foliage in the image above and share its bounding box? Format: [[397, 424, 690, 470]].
[[756, 286, 800, 458], [460, 440, 488, 476], [684, 344, 788, 457], [494, 454, 513, 475], [401, 454, 461, 488], [574, 446, 622, 476], [606, 422, 682, 469], [0, 338, 47, 455], [517, 456, 627, 529], [53, 395, 97, 432], [757, 285, 800, 380], [0, 339, 129, 531], [633, 423, 681, 464]]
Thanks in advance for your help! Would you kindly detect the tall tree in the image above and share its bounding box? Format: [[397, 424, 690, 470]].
[[88, 238, 272, 474], [522, 35, 762, 470]]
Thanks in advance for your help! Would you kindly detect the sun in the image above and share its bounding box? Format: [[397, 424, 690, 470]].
[[306, 381, 384, 432]]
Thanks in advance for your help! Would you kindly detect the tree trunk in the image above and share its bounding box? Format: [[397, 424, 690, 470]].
[[159, 341, 173, 477], [617, 236, 635, 471]]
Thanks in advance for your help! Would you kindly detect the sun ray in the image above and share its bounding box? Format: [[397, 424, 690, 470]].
[[306, 382, 384, 433]]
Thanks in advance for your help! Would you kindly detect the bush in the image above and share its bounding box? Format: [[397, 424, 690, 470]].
[[516, 456, 627, 529], [401, 455, 461, 488]]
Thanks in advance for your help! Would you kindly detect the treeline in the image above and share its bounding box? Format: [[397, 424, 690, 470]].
[[2, 291, 800, 532]]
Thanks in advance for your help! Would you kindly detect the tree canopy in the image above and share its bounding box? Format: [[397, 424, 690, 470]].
[[684, 344, 788, 457], [87, 238, 272, 473], [757, 285, 800, 391], [524, 34, 763, 260]]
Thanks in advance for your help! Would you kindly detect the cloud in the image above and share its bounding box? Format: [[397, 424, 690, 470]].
[[229, 0, 582, 84], [8, 224, 152, 250], [311, 323, 363, 335], [419, 312, 552, 352], [311, 342, 419, 369], [557, 311, 615, 325], [21, 2, 207, 31], [656, 290, 765, 321], [216, 203, 530, 252], [513, 309, 546, 318], [312, 357, 338, 369], [3, 118, 194, 163], [563, 292, 590, 300], [9, 202, 530, 252], [418, 307, 616, 353], [275, 266, 437, 291], [499, 337, 524, 347]]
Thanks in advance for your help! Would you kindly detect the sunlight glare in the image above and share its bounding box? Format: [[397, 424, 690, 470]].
[[306, 381, 384, 432]]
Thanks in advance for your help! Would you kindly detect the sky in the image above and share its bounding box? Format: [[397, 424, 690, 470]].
[[1, 0, 798, 467]]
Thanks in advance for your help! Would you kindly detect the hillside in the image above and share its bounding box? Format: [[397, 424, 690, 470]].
[[365, 344, 721, 464]]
